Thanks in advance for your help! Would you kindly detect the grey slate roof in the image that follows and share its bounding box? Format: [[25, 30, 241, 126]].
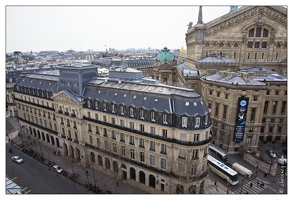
[[201, 67, 287, 85], [84, 78, 207, 116], [177, 63, 199, 77], [197, 54, 238, 64]]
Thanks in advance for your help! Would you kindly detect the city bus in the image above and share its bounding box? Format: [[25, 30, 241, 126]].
[[209, 144, 228, 163], [207, 155, 239, 185]]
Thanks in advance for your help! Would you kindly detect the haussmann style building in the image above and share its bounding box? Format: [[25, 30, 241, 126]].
[[13, 60, 213, 193]]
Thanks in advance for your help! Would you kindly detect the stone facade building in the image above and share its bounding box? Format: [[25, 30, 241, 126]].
[[13, 63, 212, 194], [157, 6, 287, 154]]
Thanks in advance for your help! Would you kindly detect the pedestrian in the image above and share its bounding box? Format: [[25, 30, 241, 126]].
[[250, 182, 253, 188], [227, 189, 229, 194], [54, 151, 56, 155], [214, 181, 217, 186], [264, 172, 267, 177], [272, 178, 275, 183]]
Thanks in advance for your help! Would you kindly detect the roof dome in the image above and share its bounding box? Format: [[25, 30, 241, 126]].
[[156, 47, 174, 62]]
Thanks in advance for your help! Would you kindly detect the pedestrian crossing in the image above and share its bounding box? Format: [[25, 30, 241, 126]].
[[233, 179, 268, 194]]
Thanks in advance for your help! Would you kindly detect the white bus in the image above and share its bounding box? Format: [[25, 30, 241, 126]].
[[232, 162, 252, 177], [209, 144, 229, 163], [208, 155, 239, 185]]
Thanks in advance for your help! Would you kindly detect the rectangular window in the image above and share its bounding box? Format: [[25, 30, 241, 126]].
[[247, 42, 253, 48], [89, 135, 93, 144], [130, 149, 135, 160], [111, 117, 115, 125], [256, 27, 261, 37], [250, 108, 256, 121], [67, 119, 70, 127], [150, 126, 156, 134], [161, 159, 166, 170], [139, 138, 145, 148], [96, 138, 100, 147], [162, 129, 167, 137], [95, 101, 99, 109], [129, 135, 134, 145], [223, 105, 227, 120], [150, 155, 155, 166], [74, 132, 78, 141], [88, 124, 92, 132], [95, 126, 99, 134], [150, 141, 155, 151], [120, 133, 125, 142], [129, 122, 134, 129], [272, 101, 277, 114], [246, 136, 252, 144], [179, 148, 186, 159], [72, 121, 76, 129], [87, 112, 91, 118], [151, 111, 155, 121], [162, 114, 167, 124], [120, 105, 125, 115], [140, 124, 145, 132], [103, 128, 108, 137], [95, 113, 98, 120], [121, 146, 125, 156], [192, 149, 198, 159], [111, 131, 116, 139], [120, 119, 124, 127], [130, 107, 134, 117], [140, 109, 144, 119], [215, 103, 219, 117], [140, 152, 145, 163], [281, 101, 286, 114], [195, 118, 200, 128], [161, 144, 167, 154], [103, 115, 107, 122], [262, 42, 267, 48], [113, 143, 117, 154], [264, 101, 269, 114], [194, 134, 199, 142], [182, 117, 188, 128], [254, 42, 260, 48]]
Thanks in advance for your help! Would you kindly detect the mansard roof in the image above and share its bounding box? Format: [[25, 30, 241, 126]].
[[84, 78, 209, 116]]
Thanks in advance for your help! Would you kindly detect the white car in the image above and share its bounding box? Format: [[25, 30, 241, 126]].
[[278, 156, 287, 166], [52, 165, 63, 173], [12, 156, 24, 164]]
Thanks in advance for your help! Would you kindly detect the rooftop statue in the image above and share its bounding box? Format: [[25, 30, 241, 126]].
[[187, 22, 193, 30]]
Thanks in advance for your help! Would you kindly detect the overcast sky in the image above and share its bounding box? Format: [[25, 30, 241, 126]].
[[5, 0, 289, 53], [6, 5, 234, 53]]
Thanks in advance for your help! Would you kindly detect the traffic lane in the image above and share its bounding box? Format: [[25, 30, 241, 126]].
[[6, 146, 90, 194]]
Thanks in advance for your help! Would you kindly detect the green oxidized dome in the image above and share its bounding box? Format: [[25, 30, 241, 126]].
[[156, 47, 174, 62]]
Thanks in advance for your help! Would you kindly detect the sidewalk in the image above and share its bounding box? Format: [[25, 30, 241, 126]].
[[6, 117, 147, 194]]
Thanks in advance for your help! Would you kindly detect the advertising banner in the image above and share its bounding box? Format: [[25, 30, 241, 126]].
[[234, 97, 249, 143]]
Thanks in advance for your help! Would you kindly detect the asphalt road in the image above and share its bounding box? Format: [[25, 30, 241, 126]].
[[6, 145, 91, 194]]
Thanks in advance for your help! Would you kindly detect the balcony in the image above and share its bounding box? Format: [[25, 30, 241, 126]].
[[64, 112, 69, 116]]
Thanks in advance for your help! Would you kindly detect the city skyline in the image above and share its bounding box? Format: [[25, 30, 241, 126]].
[[6, 5, 233, 53]]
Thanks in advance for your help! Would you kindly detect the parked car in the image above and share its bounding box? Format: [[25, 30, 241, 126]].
[[266, 150, 277, 158], [52, 165, 63, 173], [278, 156, 287, 166], [12, 156, 24, 164]]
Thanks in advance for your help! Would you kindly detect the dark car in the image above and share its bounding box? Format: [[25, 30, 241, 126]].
[[266, 150, 277, 158]]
